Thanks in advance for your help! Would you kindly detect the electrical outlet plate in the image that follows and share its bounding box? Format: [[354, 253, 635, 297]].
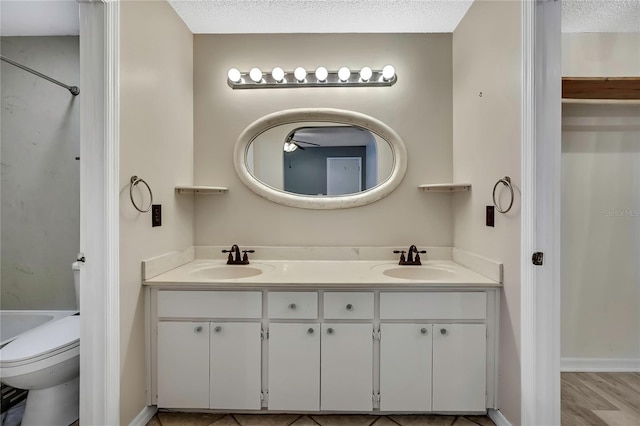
[[152, 204, 161, 227], [486, 205, 495, 227]]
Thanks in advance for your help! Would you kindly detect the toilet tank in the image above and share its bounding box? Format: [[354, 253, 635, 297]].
[[72, 262, 81, 310]]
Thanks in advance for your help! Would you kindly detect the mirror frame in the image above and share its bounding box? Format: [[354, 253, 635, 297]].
[[234, 108, 407, 209]]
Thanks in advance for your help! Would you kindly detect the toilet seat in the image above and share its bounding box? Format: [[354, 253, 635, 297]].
[[0, 316, 79, 367]]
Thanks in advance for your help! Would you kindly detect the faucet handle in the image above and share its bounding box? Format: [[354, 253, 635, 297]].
[[393, 250, 407, 265], [241, 249, 255, 264]]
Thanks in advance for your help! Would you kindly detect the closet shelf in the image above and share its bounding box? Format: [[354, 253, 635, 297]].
[[175, 186, 228, 195], [418, 183, 471, 192], [562, 77, 640, 100]]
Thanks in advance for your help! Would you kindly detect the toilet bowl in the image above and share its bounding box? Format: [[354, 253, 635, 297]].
[[0, 315, 79, 426], [0, 263, 81, 426]]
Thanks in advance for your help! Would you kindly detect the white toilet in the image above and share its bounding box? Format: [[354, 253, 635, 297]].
[[0, 262, 81, 426]]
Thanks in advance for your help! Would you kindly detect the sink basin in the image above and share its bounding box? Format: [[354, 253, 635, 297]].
[[188, 265, 266, 280], [381, 266, 456, 281]]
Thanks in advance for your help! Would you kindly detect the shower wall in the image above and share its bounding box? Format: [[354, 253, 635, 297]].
[[1, 36, 80, 309]]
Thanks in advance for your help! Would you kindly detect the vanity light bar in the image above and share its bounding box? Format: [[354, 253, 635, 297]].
[[227, 65, 397, 89]]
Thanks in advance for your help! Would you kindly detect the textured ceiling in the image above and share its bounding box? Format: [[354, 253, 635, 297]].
[[0, 0, 638, 37], [167, 0, 474, 33], [562, 0, 640, 33]]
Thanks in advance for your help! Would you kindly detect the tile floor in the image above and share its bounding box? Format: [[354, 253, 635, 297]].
[[146, 412, 496, 426]]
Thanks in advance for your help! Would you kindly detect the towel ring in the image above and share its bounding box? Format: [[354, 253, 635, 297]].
[[130, 176, 153, 213], [492, 176, 514, 214]]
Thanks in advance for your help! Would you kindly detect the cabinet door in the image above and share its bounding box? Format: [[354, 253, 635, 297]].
[[379, 324, 432, 411], [157, 321, 210, 408], [321, 323, 373, 411], [432, 323, 487, 411], [268, 323, 320, 411], [210, 322, 262, 410]]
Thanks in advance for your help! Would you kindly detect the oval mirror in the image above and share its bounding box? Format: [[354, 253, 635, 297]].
[[234, 108, 407, 209]]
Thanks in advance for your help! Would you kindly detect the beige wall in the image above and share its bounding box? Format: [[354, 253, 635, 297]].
[[193, 34, 454, 247], [452, 1, 522, 424], [119, 1, 194, 423], [561, 33, 640, 365]]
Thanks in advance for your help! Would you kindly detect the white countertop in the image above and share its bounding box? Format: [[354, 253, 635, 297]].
[[144, 259, 501, 288]]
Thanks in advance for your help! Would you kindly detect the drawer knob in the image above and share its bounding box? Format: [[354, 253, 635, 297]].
[[346, 304, 353, 311], [214, 326, 222, 333], [307, 328, 314, 334], [420, 328, 428, 335], [289, 303, 297, 310], [194, 326, 203, 333], [440, 328, 448, 335], [327, 327, 334, 335]]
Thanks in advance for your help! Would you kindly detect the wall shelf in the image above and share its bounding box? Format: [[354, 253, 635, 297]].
[[175, 186, 228, 195], [562, 77, 640, 100], [419, 183, 471, 192]]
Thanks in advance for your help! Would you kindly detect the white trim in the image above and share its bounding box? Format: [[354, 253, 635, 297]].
[[128, 405, 157, 426], [561, 358, 640, 372], [521, 1, 562, 425], [78, 0, 120, 424], [489, 409, 513, 426]]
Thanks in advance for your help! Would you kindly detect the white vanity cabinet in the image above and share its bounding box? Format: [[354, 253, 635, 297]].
[[153, 291, 262, 410], [157, 321, 210, 408], [379, 292, 489, 412], [320, 323, 373, 411], [147, 287, 499, 415]]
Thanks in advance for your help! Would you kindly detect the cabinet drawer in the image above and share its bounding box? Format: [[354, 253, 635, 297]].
[[157, 291, 262, 318], [380, 292, 486, 320], [323, 292, 374, 320], [268, 292, 318, 319]]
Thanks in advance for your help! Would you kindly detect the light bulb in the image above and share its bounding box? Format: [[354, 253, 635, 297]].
[[315, 66, 328, 82], [382, 64, 395, 81], [359, 66, 373, 82], [284, 142, 298, 152], [294, 67, 307, 82], [249, 67, 263, 83], [227, 68, 241, 83], [338, 66, 351, 82], [272, 67, 285, 83]]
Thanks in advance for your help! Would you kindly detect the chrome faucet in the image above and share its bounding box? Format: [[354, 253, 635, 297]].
[[394, 245, 427, 265], [222, 244, 255, 265]]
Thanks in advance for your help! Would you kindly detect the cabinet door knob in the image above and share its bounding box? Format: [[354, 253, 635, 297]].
[[327, 327, 334, 335], [214, 326, 222, 333], [421, 328, 428, 335], [440, 328, 448, 335], [194, 326, 203, 333], [289, 303, 297, 310], [346, 304, 353, 311], [307, 328, 315, 334]]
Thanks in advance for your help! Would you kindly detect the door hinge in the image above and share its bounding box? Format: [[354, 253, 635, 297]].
[[261, 391, 269, 403], [76, 253, 86, 263], [261, 329, 269, 340], [372, 392, 381, 404], [373, 329, 381, 341], [532, 252, 544, 266]]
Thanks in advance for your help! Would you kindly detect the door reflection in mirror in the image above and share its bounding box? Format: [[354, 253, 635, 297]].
[[247, 124, 393, 196]]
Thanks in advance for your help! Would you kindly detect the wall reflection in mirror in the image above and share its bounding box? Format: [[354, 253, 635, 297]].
[[247, 123, 393, 196]]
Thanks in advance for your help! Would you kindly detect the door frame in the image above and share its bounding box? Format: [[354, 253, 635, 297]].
[[520, 0, 562, 425], [78, 0, 120, 424]]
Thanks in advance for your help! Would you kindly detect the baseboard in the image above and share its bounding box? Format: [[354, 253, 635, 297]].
[[129, 405, 157, 426], [561, 357, 640, 372], [488, 409, 512, 426]]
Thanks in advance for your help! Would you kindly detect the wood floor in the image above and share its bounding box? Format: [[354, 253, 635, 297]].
[[562, 372, 640, 426]]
